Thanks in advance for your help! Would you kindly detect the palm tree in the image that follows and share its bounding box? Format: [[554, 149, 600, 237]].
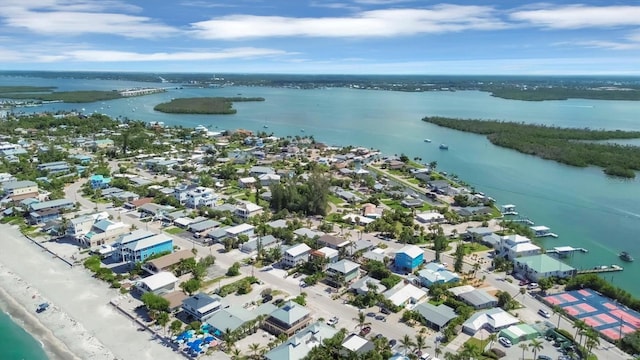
[[354, 311, 371, 332], [231, 348, 242, 360], [573, 319, 587, 342], [585, 328, 600, 354], [248, 343, 262, 359], [488, 333, 498, 349], [461, 342, 481, 360], [552, 305, 566, 328], [415, 333, 430, 355], [223, 328, 236, 350], [529, 339, 544, 359], [400, 334, 416, 356], [518, 343, 528, 360], [155, 311, 170, 335], [435, 347, 443, 358]]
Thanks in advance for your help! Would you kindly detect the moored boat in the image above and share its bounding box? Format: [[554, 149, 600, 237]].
[[424, 139, 432, 143], [619, 251, 634, 262], [439, 144, 448, 150]]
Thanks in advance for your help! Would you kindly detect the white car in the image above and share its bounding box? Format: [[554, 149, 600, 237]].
[[326, 317, 339, 326], [498, 337, 512, 347]]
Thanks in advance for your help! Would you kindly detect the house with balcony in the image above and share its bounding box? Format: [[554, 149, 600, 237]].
[[135, 271, 179, 295], [498, 235, 542, 260], [37, 161, 71, 175], [89, 174, 111, 189], [80, 219, 129, 248], [258, 173, 281, 186], [181, 293, 223, 322], [111, 230, 173, 263], [235, 201, 263, 220], [394, 245, 424, 273], [28, 198, 75, 224], [513, 254, 576, 282], [263, 301, 312, 337], [67, 212, 110, 239], [282, 243, 312, 268], [185, 186, 217, 208], [326, 259, 360, 288]]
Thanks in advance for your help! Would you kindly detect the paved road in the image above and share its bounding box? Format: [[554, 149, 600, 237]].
[[64, 179, 631, 359]]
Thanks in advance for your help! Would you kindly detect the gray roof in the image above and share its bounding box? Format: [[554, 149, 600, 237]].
[[267, 219, 288, 229], [459, 289, 498, 307], [188, 219, 221, 232], [207, 303, 276, 333], [327, 259, 360, 274], [30, 198, 73, 211], [264, 322, 337, 360], [414, 302, 457, 328], [182, 293, 221, 312], [269, 301, 310, 326], [2, 180, 37, 191]]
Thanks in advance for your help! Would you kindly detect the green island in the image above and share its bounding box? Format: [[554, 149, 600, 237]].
[[0, 86, 123, 103], [423, 116, 640, 178], [487, 87, 640, 101], [153, 96, 265, 114]]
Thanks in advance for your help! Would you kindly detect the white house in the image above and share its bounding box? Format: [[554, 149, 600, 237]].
[[499, 235, 541, 260], [225, 223, 255, 238], [282, 243, 312, 268], [415, 212, 445, 224], [185, 186, 218, 208], [383, 283, 427, 308], [235, 201, 263, 220], [136, 272, 179, 295]]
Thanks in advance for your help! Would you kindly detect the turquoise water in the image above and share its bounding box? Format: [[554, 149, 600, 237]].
[[0, 310, 48, 360], [2, 75, 640, 354]]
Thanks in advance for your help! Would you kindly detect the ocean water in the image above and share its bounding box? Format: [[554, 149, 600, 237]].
[[0, 310, 48, 360], [2, 74, 640, 356]]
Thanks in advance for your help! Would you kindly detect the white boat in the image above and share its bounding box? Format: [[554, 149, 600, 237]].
[[424, 139, 432, 143], [439, 144, 449, 150]]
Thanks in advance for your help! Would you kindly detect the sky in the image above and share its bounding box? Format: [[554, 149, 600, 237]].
[[2, 0, 640, 75]]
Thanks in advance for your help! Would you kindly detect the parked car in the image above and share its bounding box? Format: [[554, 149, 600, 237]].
[[537, 355, 552, 360], [389, 339, 397, 347], [498, 337, 512, 347], [293, 272, 302, 278], [366, 312, 376, 317], [538, 309, 551, 318], [375, 315, 386, 321], [380, 308, 391, 315], [528, 282, 539, 290], [326, 316, 339, 326], [360, 326, 371, 336]]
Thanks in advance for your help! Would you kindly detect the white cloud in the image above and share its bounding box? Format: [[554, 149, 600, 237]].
[[190, 5, 507, 39], [1, 0, 176, 38], [510, 5, 640, 29], [64, 48, 290, 62]]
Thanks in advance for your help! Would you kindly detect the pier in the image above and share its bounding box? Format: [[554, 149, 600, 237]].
[[531, 225, 558, 238], [577, 265, 623, 274], [504, 217, 535, 225], [546, 246, 588, 257]]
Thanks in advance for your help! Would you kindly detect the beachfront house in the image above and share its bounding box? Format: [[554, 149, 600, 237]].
[[67, 212, 110, 239], [1, 180, 39, 202], [28, 198, 75, 224], [263, 301, 312, 337], [206, 303, 277, 339], [142, 249, 195, 275], [394, 245, 424, 273], [513, 254, 577, 281], [263, 322, 338, 360], [135, 271, 179, 295], [111, 229, 174, 263], [181, 293, 223, 322], [80, 219, 129, 248]]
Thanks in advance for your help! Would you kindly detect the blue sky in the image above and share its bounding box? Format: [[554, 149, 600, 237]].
[[2, 0, 640, 75]]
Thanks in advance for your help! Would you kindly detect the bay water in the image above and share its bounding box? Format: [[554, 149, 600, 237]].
[[2, 74, 640, 356]]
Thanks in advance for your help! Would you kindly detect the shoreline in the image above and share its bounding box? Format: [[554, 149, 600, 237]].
[[0, 224, 182, 360], [0, 270, 84, 360]]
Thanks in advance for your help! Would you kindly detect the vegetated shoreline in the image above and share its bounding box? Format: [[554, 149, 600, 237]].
[[0, 87, 123, 103], [154, 96, 265, 114], [487, 87, 640, 101], [423, 116, 640, 178]]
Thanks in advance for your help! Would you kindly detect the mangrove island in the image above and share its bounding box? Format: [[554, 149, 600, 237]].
[[153, 96, 265, 115]]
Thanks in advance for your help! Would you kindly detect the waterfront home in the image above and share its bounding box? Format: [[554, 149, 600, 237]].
[[143, 249, 195, 274], [414, 302, 457, 331], [28, 198, 75, 224], [206, 303, 276, 338], [80, 219, 129, 248], [1, 180, 38, 201], [67, 212, 110, 239], [111, 229, 173, 263], [498, 235, 542, 260], [135, 271, 179, 295], [263, 322, 338, 360], [181, 293, 223, 322], [263, 301, 312, 337], [282, 243, 312, 268], [394, 245, 424, 273], [462, 308, 520, 335], [383, 283, 427, 308], [513, 254, 576, 281], [417, 263, 460, 287], [326, 259, 360, 287], [464, 227, 495, 240]]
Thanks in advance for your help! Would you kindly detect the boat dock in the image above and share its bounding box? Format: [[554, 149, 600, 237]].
[[577, 265, 623, 274], [531, 225, 558, 238], [504, 217, 535, 225], [546, 246, 588, 257], [501, 204, 519, 216]]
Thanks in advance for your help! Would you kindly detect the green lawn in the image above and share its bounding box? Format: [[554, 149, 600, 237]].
[[164, 227, 185, 235], [462, 242, 490, 254], [328, 194, 345, 205], [381, 199, 408, 212]]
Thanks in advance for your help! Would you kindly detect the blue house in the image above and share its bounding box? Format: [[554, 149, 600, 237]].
[[417, 263, 460, 287], [90, 174, 112, 189], [111, 230, 174, 263], [394, 245, 424, 273]]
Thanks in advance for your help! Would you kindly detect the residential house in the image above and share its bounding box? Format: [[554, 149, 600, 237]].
[[185, 186, 217, 208], [282, 243, 312, 268], [80, 219, 129, 247], [143, 249, 195, 274], [456, 288, 499, 310], [293, 228, 324, 240], [414, 303, 457, 331], [235, 201, 263, 220], [238, 177, 256, 188], [181, 293, 223, 322], [317, 234, 349, 250], [188, 219, 220, 238], [225, 223, 255, 238], [258, 173, 281, 186], [206, 303, 276, 336], [28, 199, 74, 224], [462, 308, 520, 334], [498, 235, 542, 260], [138, 203, 173, 219], [240, 235, 279, 254], [67, 212, 110, 239], [263, 322, 338, 360], [513, 254, 577, 281], [383, 283, 427, 308], [111, 230, 173, 263], [415, 212, 445, 224], [362, 248, 387, 263], [394, 245, 424, 273], [89, 174, 111, 189], [309, 247, 339, 264], [417, 263, 460, 287], [341, 334, 375, 356], [2, 180, 38, 201], [36, 161, 71, 175], [263, 301, 312, 336], [350, 276, 386, 296], [135, 272, 179, 295], [326, 259, 360, 287], [249, 166, 275, 176]]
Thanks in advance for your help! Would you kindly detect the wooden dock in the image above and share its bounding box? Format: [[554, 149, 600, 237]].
[[577, 265, 623, 274]]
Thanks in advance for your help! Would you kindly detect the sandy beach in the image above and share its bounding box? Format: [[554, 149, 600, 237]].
[[0, 224, 181, 360]]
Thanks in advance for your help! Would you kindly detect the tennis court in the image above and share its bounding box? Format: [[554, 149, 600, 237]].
[[543, 289, 640, 341]]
